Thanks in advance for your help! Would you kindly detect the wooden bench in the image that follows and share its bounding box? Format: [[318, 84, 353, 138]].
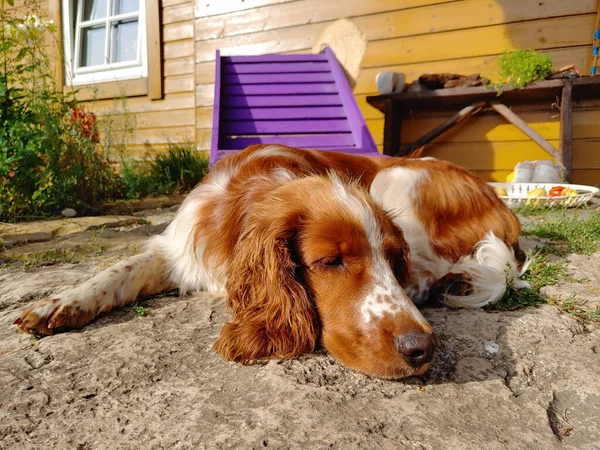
[[366, 77, 600, 182]]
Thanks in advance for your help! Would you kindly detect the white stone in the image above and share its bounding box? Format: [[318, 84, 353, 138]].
[[61, 208, 77, 217]]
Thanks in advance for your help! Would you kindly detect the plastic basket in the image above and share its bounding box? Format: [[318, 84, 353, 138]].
[[488, 182, 599, 209]]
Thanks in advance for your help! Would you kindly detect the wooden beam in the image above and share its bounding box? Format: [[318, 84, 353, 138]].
[[383, 100, 403, 156], [47, 0, 64, 89], [400, 101, 486, 155], [146, 0, 163, 100], [560, 80, 573, 181], [65, 78, 148, 101], [489, 102, 563, 163], [367, 79, 566, 113]]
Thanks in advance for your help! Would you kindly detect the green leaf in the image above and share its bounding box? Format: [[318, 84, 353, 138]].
[[6, 0, 15, 6], [15, 48, 28, 63]]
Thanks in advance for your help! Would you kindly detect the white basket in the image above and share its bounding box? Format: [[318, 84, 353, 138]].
[[488, 182, 599, 209]]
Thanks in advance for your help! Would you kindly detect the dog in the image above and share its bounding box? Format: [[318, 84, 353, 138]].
[[14, 145, 528, 379]]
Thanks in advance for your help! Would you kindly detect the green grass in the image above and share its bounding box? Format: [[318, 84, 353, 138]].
[[21, 246, 86, 270], [151, 142, 209, 193], [521, 211, 600, 255], [120, 142, 209, 199], [491, 254, 600, 327], [2, 227, 105, 271], [130, 301, 151, 317], [512, 204, 569, 217], [128, 289, 179, 317], [548, 295, 600, 327], [490, 254, 566, 311], [490, 210, 600, 326], [33, 227, 104, 269]]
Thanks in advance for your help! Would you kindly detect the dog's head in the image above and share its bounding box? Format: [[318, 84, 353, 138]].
[[214, 174, 438, 379]]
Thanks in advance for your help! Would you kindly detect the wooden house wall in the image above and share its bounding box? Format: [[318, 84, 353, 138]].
[[194, 0, 600, 183], [91, 0, 197, 157]]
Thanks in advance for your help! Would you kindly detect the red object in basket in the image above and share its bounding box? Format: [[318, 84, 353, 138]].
[[549, 186, 566, 197]]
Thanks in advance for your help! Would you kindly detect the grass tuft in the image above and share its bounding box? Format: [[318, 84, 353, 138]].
[[120, 142, 209, 199], [548, 295, 600, 327], [490, 254, 566, 311], [8, 227, 105, 271], [522, 211, 600, 255], [130, 301, 151, 317], [128, 289, 178, 317], [491, 210, 600, 326]]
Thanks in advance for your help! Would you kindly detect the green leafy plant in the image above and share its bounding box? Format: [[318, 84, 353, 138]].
[[490, 253, 566, 311], [149, 142, 209, 193], [128, 289, 178, 317], [120, 142, 209, 199], [130, 300, 151, 317], [0, 4, 208, 221], [521, 211, 600, 255], [497, 49, 554, 89], [0, 4, 121, 221]]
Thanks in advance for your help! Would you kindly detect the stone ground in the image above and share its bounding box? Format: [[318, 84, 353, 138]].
[[1, 203, 599, 450]]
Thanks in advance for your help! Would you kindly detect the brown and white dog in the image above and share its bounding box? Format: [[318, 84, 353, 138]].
[[14, 145, 529, 379]]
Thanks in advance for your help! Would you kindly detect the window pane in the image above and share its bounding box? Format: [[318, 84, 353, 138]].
[[82, 0, 107, 21], [112, 0, 139, 15], [80, 26, 106, 67], [110, 20, 138, 63]]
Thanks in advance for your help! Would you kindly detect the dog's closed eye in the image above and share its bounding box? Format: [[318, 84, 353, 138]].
[[314, 256, 344, 268]]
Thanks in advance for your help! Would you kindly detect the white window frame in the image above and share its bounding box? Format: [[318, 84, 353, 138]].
[[62, 0, 148, 85]]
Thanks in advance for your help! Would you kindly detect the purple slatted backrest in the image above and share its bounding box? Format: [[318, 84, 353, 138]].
[[210, 47, 378, 164]]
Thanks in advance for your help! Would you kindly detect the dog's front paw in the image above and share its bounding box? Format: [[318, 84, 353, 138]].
[[14, 297, 94, 336]]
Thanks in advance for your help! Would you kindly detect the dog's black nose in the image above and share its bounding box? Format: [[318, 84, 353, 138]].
[[396, 332, 439, 367]]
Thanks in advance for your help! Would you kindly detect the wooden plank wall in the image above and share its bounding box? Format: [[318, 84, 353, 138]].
[[195, 0, 600, 183], [90, 0, 197, 157]]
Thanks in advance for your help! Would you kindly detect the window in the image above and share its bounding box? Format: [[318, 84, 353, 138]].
[[62, 0, 147, 85]]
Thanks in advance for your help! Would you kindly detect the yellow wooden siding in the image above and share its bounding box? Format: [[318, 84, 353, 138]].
[[362, 15, 595, 67], [367, 108, 600, 183], [195, 0, 596, 54], [94, 0, 197, 156], [5, 0, 48, 16], [163, 3, 194, 23], [194, 0, 599, 183], [194, 0, 458, 41], [162, 0, 191, 8], [353, 47, 592, 96]]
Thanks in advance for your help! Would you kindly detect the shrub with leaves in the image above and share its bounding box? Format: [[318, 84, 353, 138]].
[[1, 3, 208, 221], [498, 49, 554, 89], [0, 4, 121, 221], [149, 142, 209, 194], [120, 142, 209, 199]]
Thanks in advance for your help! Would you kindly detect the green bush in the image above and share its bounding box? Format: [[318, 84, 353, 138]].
[[120, 142, 209, 199], [0, 5, 208, 221], [0, 7, 121, 221], [149, 142, 209, 194], [498, 49, 554, 89]]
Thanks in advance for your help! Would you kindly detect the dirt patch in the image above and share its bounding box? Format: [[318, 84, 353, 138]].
[[1, 209, 599, 449]]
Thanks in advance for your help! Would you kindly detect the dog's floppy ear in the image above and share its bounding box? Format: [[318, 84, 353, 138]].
[[213, 204, 318, 363]]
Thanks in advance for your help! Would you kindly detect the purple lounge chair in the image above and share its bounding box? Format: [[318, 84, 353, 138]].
[[210, 47, 379, 165]]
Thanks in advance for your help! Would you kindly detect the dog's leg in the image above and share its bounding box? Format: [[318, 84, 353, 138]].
[[14, 251, 174, 336]]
